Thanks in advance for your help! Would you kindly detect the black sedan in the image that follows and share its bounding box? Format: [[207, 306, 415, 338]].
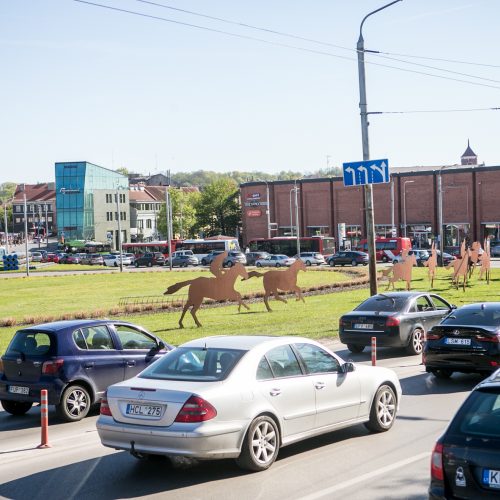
[[339, 292, 455, 355], [424, 302, 500, 378], [429, 369, 500, 499], [328, 250, 368, 267]]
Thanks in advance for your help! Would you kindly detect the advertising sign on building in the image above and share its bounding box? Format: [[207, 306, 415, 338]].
[[247, 209, 262, 218], [247, 193, 261, 200]]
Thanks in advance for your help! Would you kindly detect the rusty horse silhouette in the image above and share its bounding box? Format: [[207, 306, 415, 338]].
[[164, 252, 249, 328]]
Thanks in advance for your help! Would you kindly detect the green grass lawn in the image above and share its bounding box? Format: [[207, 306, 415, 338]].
[[0, 266, 498, 354]]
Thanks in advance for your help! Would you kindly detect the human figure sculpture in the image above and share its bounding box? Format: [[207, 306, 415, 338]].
[[424, 242, 438, 288], [384, 249, 417, 291], [479, 238, 491, 284]]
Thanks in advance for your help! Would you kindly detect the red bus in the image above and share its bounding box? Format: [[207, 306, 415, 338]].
[[356, 237, 411, 262], [248, 236, 336, 257], [122, 240, 181, 258]]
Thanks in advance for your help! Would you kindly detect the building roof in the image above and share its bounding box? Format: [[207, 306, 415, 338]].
[[13, 183, 55, 203], [461, 140, 477, 158]]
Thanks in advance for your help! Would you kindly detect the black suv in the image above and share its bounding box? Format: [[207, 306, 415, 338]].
[[429, 369, 500, 498], [134, 252, 165, 267]]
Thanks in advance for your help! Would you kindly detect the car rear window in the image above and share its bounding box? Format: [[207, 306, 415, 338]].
[[442, 307, 500, 326], [6, 331, 54, 357], [355, 294, 408, 312], [448, 388, 500, 439], [139, 347, 246, 381]]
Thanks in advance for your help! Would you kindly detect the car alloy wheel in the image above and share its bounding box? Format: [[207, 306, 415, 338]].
[[275, 263, 281, 267], [56, 385, 91, 422], [256, 262, 262, 267], [329, 260, 335, 267], [364, 385, 396, 433], [406, 328, 424, 355], [305, 260, 312, 266], [236, 416, 279, 471], [351, 260, 358, 266]]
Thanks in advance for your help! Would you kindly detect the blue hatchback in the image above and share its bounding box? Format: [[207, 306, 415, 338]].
[[0, 320, 173, 421]]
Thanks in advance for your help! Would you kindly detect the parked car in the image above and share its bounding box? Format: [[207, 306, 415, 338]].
[[255, 254, 296, 267], [96, 335, 401, 471], [328, 251, 368, 267], [245, 251, 270, 266], [43, 253, 59, 263], [339, 292, 455, 355], [436, 250, 455, 266], [64, 254, 83, 264], [124, 253, 136, 265], [201, 250, 225, 266], [294, 252, 325, 266], [424, 302, 500, 378], [103, 254, 133, 267], [29, 251, 43, 262], [391, 249, 429, 267], [491, 243, 500, 257], [223, 251, 247, 267], [168, 254, 199, 268], [86, 253, 104, 266], [134, 252, 165, 267], [0, 320, 173, 421], [429, 369, 500, 499]]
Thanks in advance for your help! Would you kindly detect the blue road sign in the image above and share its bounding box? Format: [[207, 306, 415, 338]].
[[343, 159, 390, 187]]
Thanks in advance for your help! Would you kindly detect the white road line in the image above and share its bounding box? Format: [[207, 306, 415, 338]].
[[300, 451, 430, 500]]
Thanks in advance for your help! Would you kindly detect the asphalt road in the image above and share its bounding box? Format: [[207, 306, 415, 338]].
[[0, 342, 481, 500]]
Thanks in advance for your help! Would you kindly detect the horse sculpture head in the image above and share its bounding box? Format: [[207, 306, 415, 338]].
[[292, 258, 307, 272], [231, 262, 249, 280]]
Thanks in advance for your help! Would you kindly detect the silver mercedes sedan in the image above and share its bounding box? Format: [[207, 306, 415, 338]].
[[96, 335, 402, 471]]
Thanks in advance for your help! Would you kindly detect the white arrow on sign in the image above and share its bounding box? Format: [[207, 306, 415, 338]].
[[345, 167, 357, 185], [370, 161, 388, 183], [358, 166, 369, 184]]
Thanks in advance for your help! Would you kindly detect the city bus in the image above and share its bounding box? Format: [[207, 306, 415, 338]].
[[356, 237, 411, 262], [248, 236, 336, 257], [174, 237, 240, 263], [122, 240, 181, 258]]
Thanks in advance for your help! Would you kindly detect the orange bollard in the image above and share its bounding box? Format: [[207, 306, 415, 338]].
[[371, 337, 376, 366], [37, 389, 52, 449]]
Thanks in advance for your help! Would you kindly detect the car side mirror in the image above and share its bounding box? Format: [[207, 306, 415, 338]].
[[155, 340, 166, 351], [341, 361, 355, 373], [450, 304, 457, 310]]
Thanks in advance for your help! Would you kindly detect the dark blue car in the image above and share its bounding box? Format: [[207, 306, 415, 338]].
[[0, 320, 173, 421]]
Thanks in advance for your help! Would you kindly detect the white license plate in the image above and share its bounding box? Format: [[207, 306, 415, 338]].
[[8, 385, 29, 395], [126, 403, 164, 417], [483, 469, 500, 488], [444, 338, 471, 345], [354, 323, 373, 329]]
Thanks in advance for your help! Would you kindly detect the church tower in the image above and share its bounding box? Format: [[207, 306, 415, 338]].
[[461, 140, 478, 165]]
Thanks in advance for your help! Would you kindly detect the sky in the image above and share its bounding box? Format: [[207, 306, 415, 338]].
[[2, 0, 500, 184]]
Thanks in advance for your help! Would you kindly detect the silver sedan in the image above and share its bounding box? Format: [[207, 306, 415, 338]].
[[97, 336, 401, 471]]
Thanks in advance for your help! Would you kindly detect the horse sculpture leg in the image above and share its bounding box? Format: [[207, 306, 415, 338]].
[[292, 285, 305, 303], [178, 303, 191, 329], [190, 300, 203, 327], [235, 292, 250, 312]]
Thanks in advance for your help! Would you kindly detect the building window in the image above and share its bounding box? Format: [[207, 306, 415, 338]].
[[138, 220, 144, 229], [15, 217, 21, 223], [120, 194, 126, 203], [121, 211, 126, 221], [146, 219, 152, 229]]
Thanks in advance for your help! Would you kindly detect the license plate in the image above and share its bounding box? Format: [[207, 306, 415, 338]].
[[8, 385, 29, 395], [126, 403, 164, 417], [482, 469, 500, 489], [354, 323, 373, 329], [444, 338, 471, 345]]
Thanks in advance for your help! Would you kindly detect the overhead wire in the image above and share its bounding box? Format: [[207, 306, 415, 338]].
[[73, 0, 500, 92]]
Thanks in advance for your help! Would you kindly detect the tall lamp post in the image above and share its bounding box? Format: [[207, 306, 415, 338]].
[[23, 185, 30, 277], [115, 189, 124, 272], [437, 165, 456, 266], [357, 0, 402, 296], [264, 181, 271, 239], [289, 188, 295, 237], [403, 180, 414, 238], [294, 182, 301, 256]]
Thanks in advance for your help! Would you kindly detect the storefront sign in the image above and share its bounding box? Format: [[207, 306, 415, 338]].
[[244, 201, 268, 207], [247, 209, 262, 217], [247, 193, 261, 200]]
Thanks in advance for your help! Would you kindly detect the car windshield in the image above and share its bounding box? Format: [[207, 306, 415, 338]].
[[139, 347, 247, 381], [442, 306, 500, 326], [355, 294, 408, 312], [448, 388, 500, 439]]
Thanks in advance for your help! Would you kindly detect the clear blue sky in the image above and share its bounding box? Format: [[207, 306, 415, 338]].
[[2, 0, 499, 183]]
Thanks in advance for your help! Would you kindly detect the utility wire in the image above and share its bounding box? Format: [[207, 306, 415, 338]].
[[370, 107, 500, 114], [73, 0, 500, 91]]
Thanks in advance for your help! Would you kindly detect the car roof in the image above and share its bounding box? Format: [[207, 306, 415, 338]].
[[454, 302, 500, 310], [372, 291, 429, 299], [17, 319, 137, 333], [180, 335, 314, 351]]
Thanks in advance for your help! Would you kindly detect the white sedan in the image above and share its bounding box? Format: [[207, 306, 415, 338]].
[[255, 254, 296, 267], [96, 335, 401, 471], [102, 254, 132, 267]]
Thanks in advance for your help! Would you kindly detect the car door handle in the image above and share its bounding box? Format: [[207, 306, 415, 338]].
[[84, 362, 94, 369], [315, 382, 326, 390], [125, 360, 136, 367], [269, 388, 281, 397]]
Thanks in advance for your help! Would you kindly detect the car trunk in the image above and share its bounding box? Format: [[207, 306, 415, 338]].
[[428, 325, 498, 353], [342, 312, 393, 333]]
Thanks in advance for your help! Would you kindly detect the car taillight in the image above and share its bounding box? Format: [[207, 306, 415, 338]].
[[431, 442, 444, 481], [386, 316, 400, 327], [100, 392, 112, 416], [476, 334, 500, 343], [42, 359, 64, 375], [339, 318, 348, 329], [175, 395, 217, 423]]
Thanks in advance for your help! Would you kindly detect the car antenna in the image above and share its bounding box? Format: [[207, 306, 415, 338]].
[[203, 341, 207, 351]]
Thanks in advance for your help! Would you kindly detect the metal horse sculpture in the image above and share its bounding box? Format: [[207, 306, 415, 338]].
[[164, 252, 249, 328], [384, 249, 417, 291], [247, 258, 307, 312], [479, 238, 491, 284], [468, 241, 482, 278], [446, 241, 469, 292]]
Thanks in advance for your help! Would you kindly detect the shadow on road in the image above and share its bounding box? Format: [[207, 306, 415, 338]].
[[401, 371, 483, 396]]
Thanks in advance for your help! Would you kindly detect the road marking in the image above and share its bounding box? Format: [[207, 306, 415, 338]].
[[300, 451, 430, 500]]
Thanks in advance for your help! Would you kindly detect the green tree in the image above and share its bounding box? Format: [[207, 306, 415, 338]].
[[115, 167, 130, 176], [194, 178, 241, 237], [0, 182, 17, 204], [157, 189, 200, 239]]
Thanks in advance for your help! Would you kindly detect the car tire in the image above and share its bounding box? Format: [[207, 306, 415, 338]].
[[347, 344, 365, 354], [381, 255, 388, 263], [351, 260, 358, 267], [393, 260, 398, 265], [147, 262, 153, 267], [201, 259, 207, 266], [135, 262, 139, 268], [431, 369, 453, 379], [364, 384, 397, 433], [227, 261, 234, 267], [235, 415, 280, 472], [256, 262, 262, 268], [1, 399, 33, 416], [275, 263, 281, 267], [305, 260, 312, 266], [56, 385, 91, 422], [329, 260, 335, 267], [114, 262, 118, 267], [406, 328, 424, 355]]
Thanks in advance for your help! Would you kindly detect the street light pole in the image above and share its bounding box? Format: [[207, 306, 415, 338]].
[[115, 189, 123, 272], [403, 180, 414, 238], [3, 202, 9, 254], [289, 188, 295, 237], [23, 186, 30, 277], [265, 181, 271, 239], [294, 183, 301, 256], [357, 0, 402, 296]]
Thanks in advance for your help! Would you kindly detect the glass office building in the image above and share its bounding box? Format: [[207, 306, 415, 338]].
[[55, 162, 129, 245]]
